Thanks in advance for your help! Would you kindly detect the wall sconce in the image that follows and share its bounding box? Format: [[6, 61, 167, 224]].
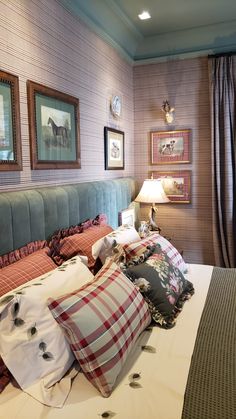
[[162, 100, 175, 124]]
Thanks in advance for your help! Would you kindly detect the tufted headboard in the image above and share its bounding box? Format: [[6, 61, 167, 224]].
[[0, 177, 138, 256]]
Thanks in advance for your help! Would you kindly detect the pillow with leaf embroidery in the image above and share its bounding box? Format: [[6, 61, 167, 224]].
[[124, 246, 194, 329], [0, 256, 94, 407]]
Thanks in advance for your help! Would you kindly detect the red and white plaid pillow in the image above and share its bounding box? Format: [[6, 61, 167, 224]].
[[123, 233, 188, 274], [48, 260, 151, 397], [0, 248, 57, 297], [50, 225, 113, 267]]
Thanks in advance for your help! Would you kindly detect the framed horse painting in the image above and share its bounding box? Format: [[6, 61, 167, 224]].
[[27, 81, 80, 169]]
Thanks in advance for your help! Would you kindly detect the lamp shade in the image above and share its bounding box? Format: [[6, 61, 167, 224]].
[[135, 179, 169, 204]]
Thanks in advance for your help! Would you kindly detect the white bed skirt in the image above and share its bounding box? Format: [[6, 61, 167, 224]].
[[0, 264, 213, 419]]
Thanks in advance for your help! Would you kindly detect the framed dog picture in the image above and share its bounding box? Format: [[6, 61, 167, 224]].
[[150, 129, 191, 165], [150, 170, 191, 203]]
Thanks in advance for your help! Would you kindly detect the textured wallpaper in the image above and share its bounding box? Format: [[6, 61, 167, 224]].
[[0, 0, 214, 265], [0, 0, 134, 190], [133, 58, 214, 265]]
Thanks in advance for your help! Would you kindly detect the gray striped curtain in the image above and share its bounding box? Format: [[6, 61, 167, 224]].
[[208, 55, 236, 267]]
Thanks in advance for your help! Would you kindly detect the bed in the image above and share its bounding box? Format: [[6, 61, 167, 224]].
[[0, 177, 235, 419]]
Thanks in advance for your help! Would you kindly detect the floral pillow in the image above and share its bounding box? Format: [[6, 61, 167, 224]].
[[124, 246, 194, 329], [123, 233, 188, 274]]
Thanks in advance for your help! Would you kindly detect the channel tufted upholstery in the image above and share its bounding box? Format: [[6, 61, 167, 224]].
[[0, 177, 138, 256]]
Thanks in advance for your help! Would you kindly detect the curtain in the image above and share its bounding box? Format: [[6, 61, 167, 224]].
[[208, 55, 236, 267]]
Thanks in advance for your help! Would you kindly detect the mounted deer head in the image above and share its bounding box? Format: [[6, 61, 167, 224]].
[[161, 100, 175, 124]]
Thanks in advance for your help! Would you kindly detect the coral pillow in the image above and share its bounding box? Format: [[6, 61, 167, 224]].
[[0, 240, 47, 269], [0, 248, 57, 297], [48, 260, 151, 397], [50, 225, 113, 268]]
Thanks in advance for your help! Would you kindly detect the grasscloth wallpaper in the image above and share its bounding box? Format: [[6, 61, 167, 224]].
[[0, 0, 134, 189], [133, 58, 214, 265], [0, 0, 214, 264]]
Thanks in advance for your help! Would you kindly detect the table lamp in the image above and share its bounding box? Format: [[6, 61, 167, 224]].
[[135, 178, 169, 232]]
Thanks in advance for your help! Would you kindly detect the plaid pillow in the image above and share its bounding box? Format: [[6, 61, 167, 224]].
[[0, 357, 11, 394], [48, 260, 151, 397], [48, 214, 108, 256], [0, 240, 47, 269], [50, 225, 113, 267], [0, 248, 57, 297], [123, 233, 188, 274]]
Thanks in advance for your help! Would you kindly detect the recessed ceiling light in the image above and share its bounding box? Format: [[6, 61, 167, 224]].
[[138, 11, 151, 20]]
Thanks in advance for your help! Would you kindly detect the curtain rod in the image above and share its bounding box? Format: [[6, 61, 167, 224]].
[[208, 51, 236, 58]]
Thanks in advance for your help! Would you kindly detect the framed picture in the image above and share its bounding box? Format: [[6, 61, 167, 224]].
[[118, 207, 135, 227], [104, 127, 124, 170], [150, 129, 191, 164], [150, 170, 191, 203], [0, 70, 22, 171], [27, 80, 80, 169]]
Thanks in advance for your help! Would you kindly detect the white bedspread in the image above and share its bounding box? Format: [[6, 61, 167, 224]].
[[0, 264, 213, 419]]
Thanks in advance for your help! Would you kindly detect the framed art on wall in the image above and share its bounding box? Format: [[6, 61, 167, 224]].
[[150, 170, 191, 203], [104, 127, 124, 170], [118, 207, 135, 227], [0, 70, 22, 171], [150, 129, 191, 165], [27, 80, 80, 169]]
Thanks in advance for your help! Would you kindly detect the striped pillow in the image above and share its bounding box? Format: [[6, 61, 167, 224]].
[[0, 248, 57, 297], [51, 225, 113, 268], [123, 233, 188, 274], [48, 260, 151, 397]]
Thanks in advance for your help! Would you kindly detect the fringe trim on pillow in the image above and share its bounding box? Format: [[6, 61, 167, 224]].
[[0, 240, 47, 269], [47, 214, 108, 266], [144, 283, 195, 329]]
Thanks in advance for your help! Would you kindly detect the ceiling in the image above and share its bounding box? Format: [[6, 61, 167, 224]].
[[59, 0, 236, 63]]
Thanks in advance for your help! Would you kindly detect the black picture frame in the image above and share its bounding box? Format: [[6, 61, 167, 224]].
[[104, 127, 124, 170]]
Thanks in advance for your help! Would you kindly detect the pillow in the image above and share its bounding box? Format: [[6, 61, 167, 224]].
[[0, 357, 11, 394], [0, 240, 47, 269], [124, 246, 194, 329], [48, 260, 151, 398], [123, 233, 188, 274], [92, 225, 140, 264], [0, 248, 57, 297], [0, 256, 94, 407], [49, 225, 113, 268], [48, 214, 108, 259]]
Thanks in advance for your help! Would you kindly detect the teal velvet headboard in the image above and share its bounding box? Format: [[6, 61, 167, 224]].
[[0, 177, 138, 256]]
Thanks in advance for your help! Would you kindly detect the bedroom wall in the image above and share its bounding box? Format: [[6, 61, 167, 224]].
[[0, 0, 134, 191], [133, 57, 214, 265]]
